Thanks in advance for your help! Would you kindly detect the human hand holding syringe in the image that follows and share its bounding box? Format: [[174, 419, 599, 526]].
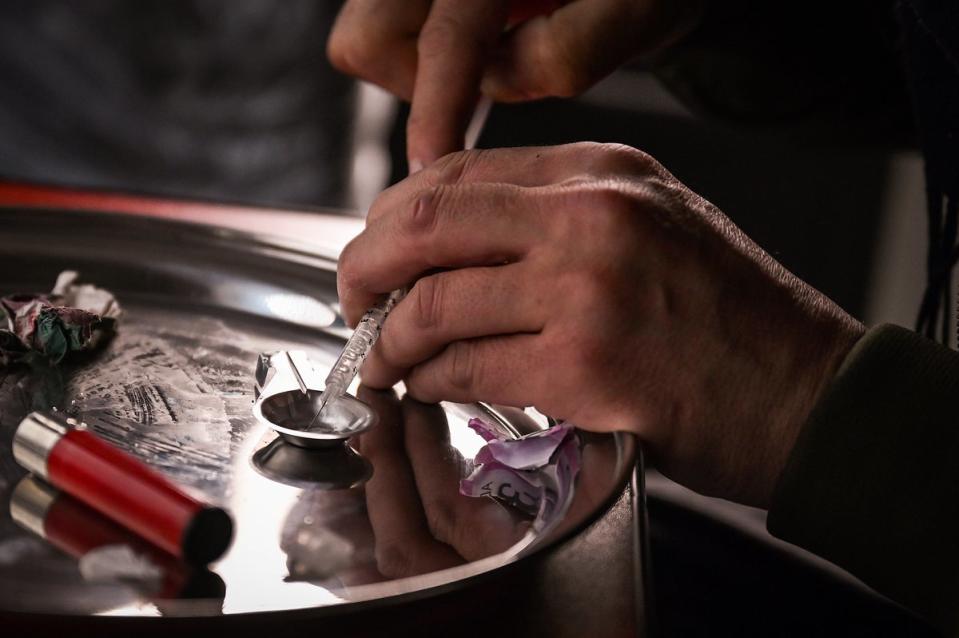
[[307, 288, 406, 428], [305, 97, 493, 427]]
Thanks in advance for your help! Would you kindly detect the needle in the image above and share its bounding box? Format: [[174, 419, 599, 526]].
[[307, 95, 494, 428], [307, 288, 406, 429]]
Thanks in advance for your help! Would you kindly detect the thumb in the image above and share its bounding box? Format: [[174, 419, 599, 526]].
[[482, 0, 704, 102]]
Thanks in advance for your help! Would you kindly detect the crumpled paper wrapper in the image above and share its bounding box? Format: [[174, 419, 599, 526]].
[[1, 271, 122, 366], [460, 417, 581, 519]]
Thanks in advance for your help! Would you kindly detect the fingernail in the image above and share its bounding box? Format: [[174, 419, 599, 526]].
[[408, 158, 424, 175]]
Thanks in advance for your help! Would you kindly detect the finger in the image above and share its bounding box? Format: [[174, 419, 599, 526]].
[[366, 144, 601, 226], [355, 386, 463, 577], [361, 264, 546, 389], [301, 491, 380, 586], [402, 397, 529, 560], [334, 563, 389, 589], [405, 334, 548, 407], [482, 0, 700, 101], [353, 385, 402, 456], [339, 182, 546, 324], [327, 0, 430, 99], [406, 0, 509, 168], [506, 0, 566, 27]]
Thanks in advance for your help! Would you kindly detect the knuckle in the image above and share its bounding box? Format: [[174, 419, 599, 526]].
[[366, 200, 386, 226], [432, 150, 478, 186], [566, 140, 606, 156], [590, 185, 639, 224], [411, 274, 445, 332], [447, 341, 478, 392], [366, 184, 401, 226], [402, 185, 445, 236], [594, 190, 644, 252], [597, 143, 659, 174], [327, 27, 378, 76], [325, 29, 352, 71], [555, 184, 637, 245]]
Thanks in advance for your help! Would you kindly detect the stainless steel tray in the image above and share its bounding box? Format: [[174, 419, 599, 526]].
[[0, 208, 636, 622]]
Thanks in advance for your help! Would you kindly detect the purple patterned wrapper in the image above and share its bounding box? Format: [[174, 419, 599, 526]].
[[475, 424, 574, 470], [459, 461, 545, 517], [460, 417, 581, 520], [467, 417, 501, 442]]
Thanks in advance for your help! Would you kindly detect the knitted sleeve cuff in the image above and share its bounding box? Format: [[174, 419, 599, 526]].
[[768, 324, 959, 632]]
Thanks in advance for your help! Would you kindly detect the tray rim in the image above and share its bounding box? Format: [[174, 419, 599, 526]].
[[0, 206, 641, 620], [0, 433, 637, 623], [0, 205, 344, 272]]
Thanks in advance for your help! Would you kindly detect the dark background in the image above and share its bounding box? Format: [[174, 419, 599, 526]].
[[0, 2, 938, 634]]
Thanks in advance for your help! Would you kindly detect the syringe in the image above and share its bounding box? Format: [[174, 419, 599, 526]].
[[309, 95, 493, 426], [307, 288, 406, 428]]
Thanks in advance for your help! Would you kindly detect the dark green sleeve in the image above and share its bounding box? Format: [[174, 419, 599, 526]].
[[768, 324, 959, 634]]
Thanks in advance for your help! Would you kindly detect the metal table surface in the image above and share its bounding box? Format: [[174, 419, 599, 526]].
[[0, 182, 647, 637]]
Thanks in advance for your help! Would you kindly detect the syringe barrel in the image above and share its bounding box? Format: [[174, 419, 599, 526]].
[[323, 288, 406, 392]]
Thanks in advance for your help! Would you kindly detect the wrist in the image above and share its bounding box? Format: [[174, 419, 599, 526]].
[[759, 307, 866, 507]]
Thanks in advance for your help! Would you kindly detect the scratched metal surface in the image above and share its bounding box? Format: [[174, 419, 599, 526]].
[[0, 209, 635, 620]]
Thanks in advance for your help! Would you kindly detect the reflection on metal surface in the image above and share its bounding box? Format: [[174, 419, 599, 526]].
[[95, 602, 161, 617], [217, 283, 337, 331], [0, 209, 636, 620], [8, 475, 226, 614], [216, 421, 346, 615], [459, 421, 581, 527], [78, 545, 163, 586], [280, 490, 370, 585], [252, 437, 372, 489], [263, 292, 338, 329]]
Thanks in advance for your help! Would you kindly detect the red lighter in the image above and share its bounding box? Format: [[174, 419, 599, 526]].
[[10, 475, 225, 602], [13, 411, 233, 565]]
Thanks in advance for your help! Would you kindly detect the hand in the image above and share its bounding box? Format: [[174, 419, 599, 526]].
[[337, 143, 865, 507], [327, 0, 704, 169], [354, 387, 530, 578]]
